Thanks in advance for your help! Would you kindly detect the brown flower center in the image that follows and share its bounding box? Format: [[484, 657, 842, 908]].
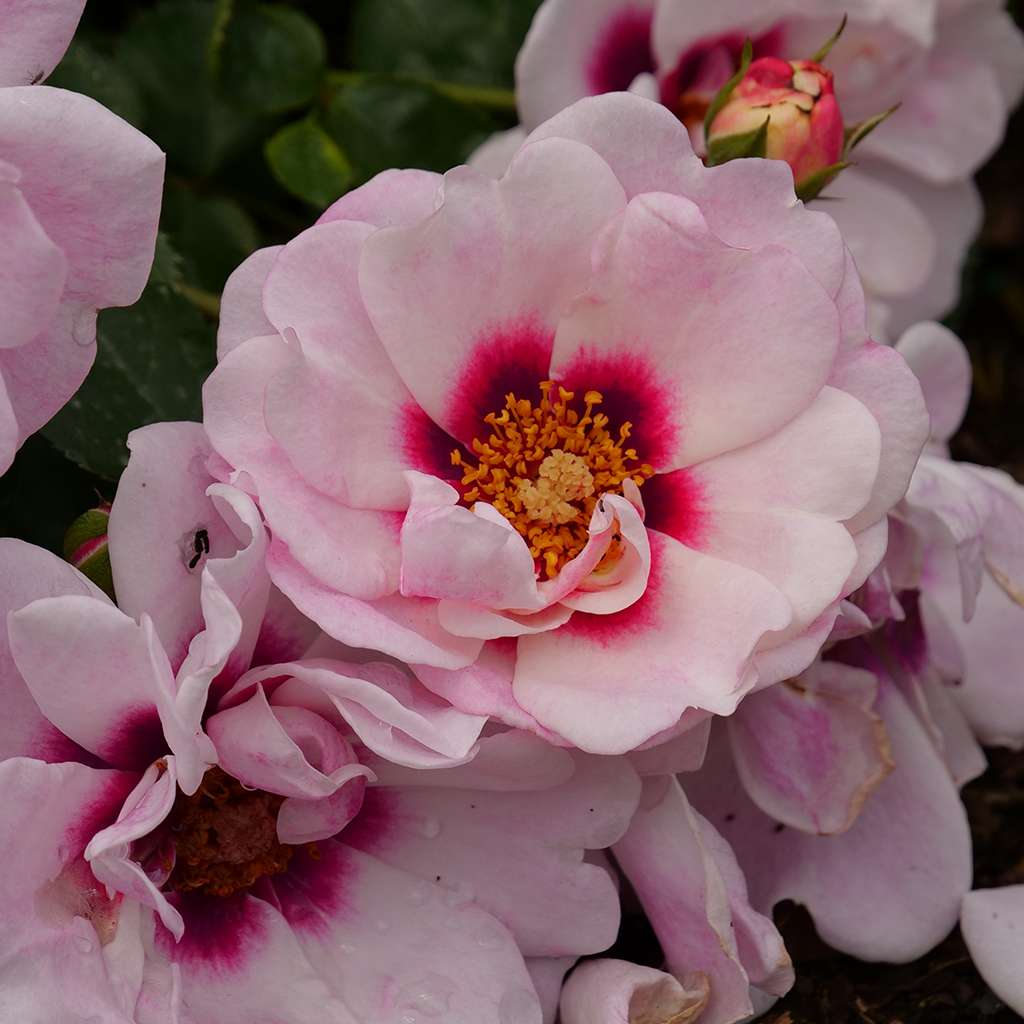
[[166, 767, 295, 898], [451, 381, 653, 578]]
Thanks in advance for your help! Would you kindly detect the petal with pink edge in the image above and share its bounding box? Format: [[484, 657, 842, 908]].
[[8, 596, 171, 770], [275, 842, 542, 1023], [359, 138, 626, 444], [727, 662, 893, 835], [961, 886, 1024, 1015]]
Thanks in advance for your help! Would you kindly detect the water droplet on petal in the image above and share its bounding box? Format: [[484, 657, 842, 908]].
[[409, 881, 432, 907], [74, 934, 94, 954], [417, 816, 441, 839], [72, 309, 96, 348], [473, 923, 506, 950], [441, 881, 475, 908]]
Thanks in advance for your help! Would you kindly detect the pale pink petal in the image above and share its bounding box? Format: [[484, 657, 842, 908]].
[[514, 533, 791, 751], [262, 218, 419, 510], [400, 472, 541, 608], [727, 662, 893, 835], [468, 127, 527, 177], [0, 0, 86, 85], [0, 87, 163, 308], [359, 138, 626, 444], [343, 752, 640, 957], [0, 167, 66, 349], [629, 716, 712, 775], [829, 340, 930, 533], [860, 50, 1005, 184], [317, 167, 442, 228], [0, 919, 137, 1024], [612, 776, 771, 1024], [550, 191, 840, 470], [365, 729, 576, 792], [86, 758, 183, 940], [108, 422, 240, 671], [274, 842, 542, 1023], [0, 374, 16, 475], [961, 886, 1024, 1015], [0, 538, 108, 761], [0, 757, 134, 955], [229, 657, 485, 769], [436, 599, 574, 641], [560, 959, 709, 1024], [157, 891, 354, 1024], [689, 678, 972, 962], [516, 0, 655, 128], [266, 540, 482, 670], [216, 246, 281, 359], [523, 92, 701, 198], [895, 321, 971, 446], [8, 596, 172, 769], [527, 957, 577, 1024], [871, 168, 983, 337], [0, 300, 96, 449]]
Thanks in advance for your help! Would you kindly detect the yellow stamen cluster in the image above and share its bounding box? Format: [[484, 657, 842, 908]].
[[452, 381, 654, 578]]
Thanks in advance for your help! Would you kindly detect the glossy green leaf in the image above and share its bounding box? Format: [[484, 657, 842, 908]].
[[265, 117, 354, 208]]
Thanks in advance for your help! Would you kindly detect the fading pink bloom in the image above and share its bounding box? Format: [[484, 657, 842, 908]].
[[0, 7, 164, 474], [479, 0, 1024, 337], [204, 93, 928, 756], [0, 425, 641, 1020], [890, 322, 1024, 749], [707, 57, 844, 190], [687, 642, 973, 964]]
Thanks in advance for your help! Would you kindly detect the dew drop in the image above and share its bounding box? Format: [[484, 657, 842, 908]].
[[473, 923, 505, 950], [71, 309, 96, 348], [417, 816, 442, 839], [441, 880, 475, 908], [74, 934, 94, 955], [409, 881, 432, 907]]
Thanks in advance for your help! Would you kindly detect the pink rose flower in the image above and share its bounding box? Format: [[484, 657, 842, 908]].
[[706, 56, 844, 191], [0, 1, 164, 474], [477, 0, 1024, 337], [0, 423, 642, 1022], [204, 93, 928, 756]]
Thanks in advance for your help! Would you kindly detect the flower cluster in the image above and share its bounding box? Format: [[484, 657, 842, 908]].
[[3, 1, 1024, 1021]]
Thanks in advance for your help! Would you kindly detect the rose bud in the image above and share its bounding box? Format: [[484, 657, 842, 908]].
[[706, 55, 844, 196], [62, 501, 114, 599]]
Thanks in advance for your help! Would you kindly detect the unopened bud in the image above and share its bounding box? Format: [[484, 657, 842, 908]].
[[63, 501, 115, 599]]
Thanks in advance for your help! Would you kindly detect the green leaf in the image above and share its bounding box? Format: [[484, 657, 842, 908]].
[[844, 104, 900, 155], [705, 116, 769, 167], [703, 38, 753, 141], [219, 4, 326, 114], [265, 117, 354, 208], [161, 185, 262, 292], [346, 0, 542, 89], [42, 240, 216, 480], [795, 160, 851, 202], [48, 38, 145, 126], [809, 14, 848, 64], [323, 78, 491, 182], [118, 0, 262, 176]]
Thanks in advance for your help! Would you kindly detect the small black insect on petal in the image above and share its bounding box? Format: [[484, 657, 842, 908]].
[[187, 528, 211, 570]]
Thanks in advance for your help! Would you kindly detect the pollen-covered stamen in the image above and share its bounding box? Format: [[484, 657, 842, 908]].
[[452, 381, 654, 579], [165, 767, 297, 898]]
